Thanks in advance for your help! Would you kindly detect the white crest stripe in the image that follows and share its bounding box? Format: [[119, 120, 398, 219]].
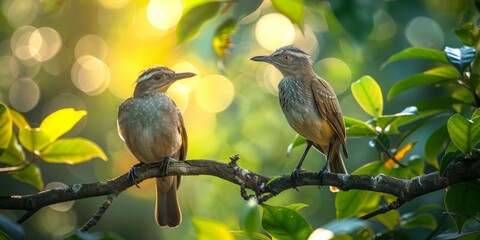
[[137, 71, 160, 82]]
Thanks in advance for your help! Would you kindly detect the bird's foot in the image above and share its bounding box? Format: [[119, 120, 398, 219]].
[[127, 163, 144, 188], [315, 165, 329, 190], [290, 168, 305, 192], [159, 157, 175, 180]]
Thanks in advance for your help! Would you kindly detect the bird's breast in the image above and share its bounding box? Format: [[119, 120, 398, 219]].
[[118, 93, 183, 163]]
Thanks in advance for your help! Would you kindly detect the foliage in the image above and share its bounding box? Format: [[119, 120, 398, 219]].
[[0, 104, 107, 190]]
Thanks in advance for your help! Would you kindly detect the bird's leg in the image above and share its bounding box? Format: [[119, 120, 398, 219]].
[[290, 140, 313, 191], [316, 142, 333, 183], [159, 157, 175, 180], [127, 163, 144, 188]]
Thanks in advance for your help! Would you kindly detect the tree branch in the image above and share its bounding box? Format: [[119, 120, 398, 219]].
[[1, 154, 479, 228]]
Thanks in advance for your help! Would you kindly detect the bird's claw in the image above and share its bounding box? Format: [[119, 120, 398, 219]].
[[290, 168, 304, 191], [315, 165, 329, 189], [127, 163, 144, 188], [159, 157, 174, 181]]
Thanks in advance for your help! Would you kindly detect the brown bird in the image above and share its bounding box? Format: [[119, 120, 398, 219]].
[[117, 66, 195, 227], [251, 45, 348, 191]]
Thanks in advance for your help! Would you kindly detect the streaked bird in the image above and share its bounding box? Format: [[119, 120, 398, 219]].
[[251, 45, 348, 191], [117, 66, 195, 227]]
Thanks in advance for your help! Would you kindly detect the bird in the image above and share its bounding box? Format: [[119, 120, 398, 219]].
[[117, 66, 195, 227], [251, 45, 348, 192]]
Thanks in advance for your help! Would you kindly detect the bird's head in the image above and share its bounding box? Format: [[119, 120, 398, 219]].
[[133, 66, 195, 98], [250, 45, 313, 77]]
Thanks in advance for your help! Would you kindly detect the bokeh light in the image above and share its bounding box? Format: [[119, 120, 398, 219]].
[[167, 82, 189, 113], [194, 74, 234, 113], [34, 207, 77, 238], [45, 182, 75, 212], [108, 59, 140, 98], [293, 27, 320, 60], [11, 25, 37, 61], [71, 55, 111, 95], [313, 58, 351, 94], [146, 0, 183, 30], [31, 27, 62, 62], [98, 0, 130, 9], [75, 34, 108, 60], [9, 77, 40, 112], [0, 55, 18, 89], [263, 65, 283, 95], [172, 61, 200, 92], [405, 16, 444, 49], [255, 13, 295, 51], [2, 0, 38, 28], [369, 10, 397, 41]]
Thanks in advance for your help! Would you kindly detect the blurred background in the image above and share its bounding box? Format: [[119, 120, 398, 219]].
[[0, 0, 473, 239]]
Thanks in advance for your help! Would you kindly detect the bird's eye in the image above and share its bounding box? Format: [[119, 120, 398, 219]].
[[283, 55, 291, 62], [153, 74, 161, 80]]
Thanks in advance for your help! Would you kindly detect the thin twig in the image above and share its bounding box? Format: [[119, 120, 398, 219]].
[[0, 155, 40, 173], [80, 194, 117, 232]]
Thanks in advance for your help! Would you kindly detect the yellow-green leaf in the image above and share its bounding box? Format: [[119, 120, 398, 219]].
[[0, 134, 25, 165], [9, 108, 30, 129], [41, 138, 107, 164], [262, 205, 313, 240], [177, 2, 222, 44], [40, 108, 86, 142], [10, 165, 43, 190], [344, 116, 377, 136], [447, 113, 480, 154], [271, 0, 304, 31], [382, 47, 448, 69], [375, 210, 400, 230], [18, 128, 51, 153], [239, 198, 261, 237], [192, 217, 234, 240], [0, 103, 12, 149], [351, 75, 383, 117]]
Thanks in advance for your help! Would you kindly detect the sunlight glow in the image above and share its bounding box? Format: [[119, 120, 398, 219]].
[[194, 74, 234, 113], [405, 17, 444, 49], [313, 58, 351, 94], [9, 78, 40, 112], [75, 35, 108, 60], [307, 228, 334, 240], [71, 55, 111, 96], [146, 0, 183, 30], [172, 61, 200, 92], [255, 13, 295, 51], [168, 82, 189, 113]]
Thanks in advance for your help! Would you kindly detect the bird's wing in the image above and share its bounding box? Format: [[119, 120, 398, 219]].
[[175, 106, 188, 189], [311, 77, 348, 158]]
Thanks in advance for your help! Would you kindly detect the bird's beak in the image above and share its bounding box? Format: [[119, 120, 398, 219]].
[[172, 72, 196, 81], [250, 55, 271, 63]]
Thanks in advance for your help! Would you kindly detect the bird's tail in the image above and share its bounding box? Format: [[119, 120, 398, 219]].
[[155, 176, 182, 227], [327, 141, 347, 192]]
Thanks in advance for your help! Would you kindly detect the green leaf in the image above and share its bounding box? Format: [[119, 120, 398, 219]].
[[231, 0, 262, 19], [271, 0, 305, 31], [212, 18, 236, 59], [266, 175, 281, 186], [231, 231, 271, 240], [0, 134, 25, 164], [351, 75, 383, 117], [376, 106, 418, 130], [287, 134, 306, 156], [344, 116, 377, 137], [177, 2, 222, 44], [0, 102, 12, 149], [40, 138, 107, 164], [472, 108, 480, 120], [9, 108, 30, 129], [239, 198, 261, 238], [382, 47, 448, 69], [455, 22, 479, 46], [401, 213, 437, 230], [439, 146, 462, 176], [9, 165, 43, 190], [18, 128, 51, 153], [40, 108, 86, 143], [445, 181, 480, 232], [192, 216, 235, 240], [336, 161, 384, 219], [315, 218, 369, 238], [452, 87, 475, 104], [444, 46, 477, 74], [369, 133, 390, 154], [286, 203, 309, 212], [387, 66, 460, 100], [329, 0, 378, 41], [424, 125, 448, 169], [435, 228, 480, 240], [262, 205, 313, 240], [447, 113, 480, 153], [389, 155, 424, 178], [375, 210, 400, 230]]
